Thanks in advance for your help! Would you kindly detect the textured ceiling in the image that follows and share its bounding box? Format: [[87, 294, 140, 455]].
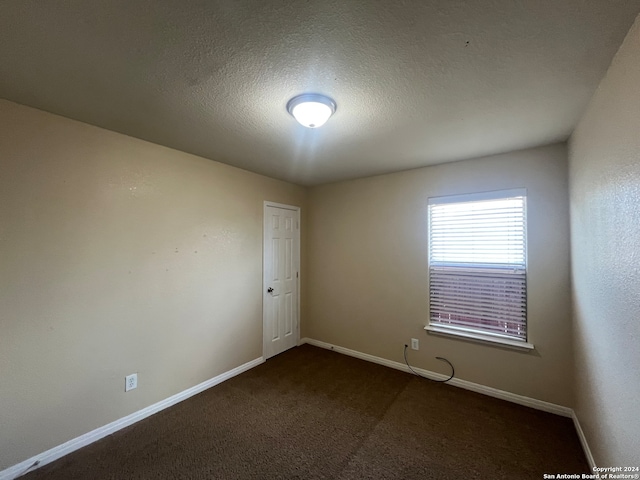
[[1, 1, 639, 186]]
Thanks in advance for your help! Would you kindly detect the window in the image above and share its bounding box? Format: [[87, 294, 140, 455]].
[[427, 189, 529, 347]]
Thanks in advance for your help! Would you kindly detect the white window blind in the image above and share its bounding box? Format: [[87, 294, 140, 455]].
[[428, 190, 527, 342]]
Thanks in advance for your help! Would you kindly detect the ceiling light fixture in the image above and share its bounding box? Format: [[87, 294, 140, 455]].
[[286, 94, 336, 128]]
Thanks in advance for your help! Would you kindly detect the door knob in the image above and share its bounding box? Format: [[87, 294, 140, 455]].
[[267, 287, 274, 293]]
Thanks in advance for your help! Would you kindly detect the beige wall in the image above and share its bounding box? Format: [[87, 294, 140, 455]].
[[306, 144, 573, 406], [0, 99, 306, 470], [568, 15, 640, 466]]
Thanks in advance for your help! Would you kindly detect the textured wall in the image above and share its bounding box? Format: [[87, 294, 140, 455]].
[[0, 100, 306, 470], [569, 15, 640, 467], [306, 144, 573, 406]]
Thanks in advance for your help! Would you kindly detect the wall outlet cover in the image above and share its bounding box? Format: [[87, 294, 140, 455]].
[[411, 338, 419, 350], [125, 373, 138, 392]]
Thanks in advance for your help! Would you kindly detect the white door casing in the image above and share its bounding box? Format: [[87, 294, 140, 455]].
[[263, 202, 300, 359]]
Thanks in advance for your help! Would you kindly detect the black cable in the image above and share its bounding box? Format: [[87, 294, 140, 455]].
[[403, 344, 454, 383], [19, 460, 40, 476]]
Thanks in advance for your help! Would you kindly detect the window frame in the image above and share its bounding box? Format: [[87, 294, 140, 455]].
[[425, 188, 534, 350]]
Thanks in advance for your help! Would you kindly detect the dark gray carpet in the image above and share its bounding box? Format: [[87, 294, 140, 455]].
[[23, 344, 588, 479]]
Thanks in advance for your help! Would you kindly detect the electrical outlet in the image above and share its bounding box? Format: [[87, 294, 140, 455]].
[[125, 373, 138, 392], [411, 338, 419, 350]]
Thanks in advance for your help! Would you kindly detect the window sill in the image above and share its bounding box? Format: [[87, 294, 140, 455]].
[[424, 325, 535, 351]]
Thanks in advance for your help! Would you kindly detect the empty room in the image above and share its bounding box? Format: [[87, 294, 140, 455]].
[[1, 1, 639, 479]]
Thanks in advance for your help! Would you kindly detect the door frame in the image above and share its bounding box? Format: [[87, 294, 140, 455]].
[[263, 201, 301, 359]]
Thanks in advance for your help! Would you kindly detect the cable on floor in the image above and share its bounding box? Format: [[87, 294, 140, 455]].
[[403, 344, 454, 383], [19, 460, 40, 476]]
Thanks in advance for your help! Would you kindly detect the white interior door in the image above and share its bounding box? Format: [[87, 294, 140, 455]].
[[263, 203, 300, 359]]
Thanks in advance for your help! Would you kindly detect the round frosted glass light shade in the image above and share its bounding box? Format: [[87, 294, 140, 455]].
[[287, 94, 336, 128]]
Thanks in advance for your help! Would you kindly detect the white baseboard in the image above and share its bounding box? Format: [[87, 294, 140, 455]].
[[300, 337, 573, 417], [571, 411, 596, 470], [0, 357, 264, 480]]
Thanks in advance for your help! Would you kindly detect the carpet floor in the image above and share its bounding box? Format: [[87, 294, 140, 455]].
[[22, 344, 589, 479]]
